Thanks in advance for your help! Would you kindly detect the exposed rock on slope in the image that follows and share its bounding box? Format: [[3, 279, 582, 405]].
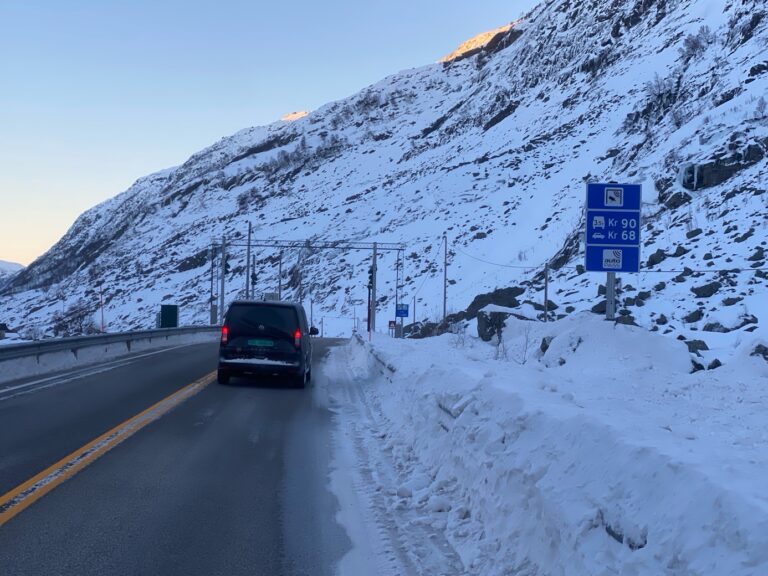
[[440, 22, 518, 63]]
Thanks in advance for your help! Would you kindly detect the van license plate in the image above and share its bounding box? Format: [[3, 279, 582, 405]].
[[248, 339, 274, 347]]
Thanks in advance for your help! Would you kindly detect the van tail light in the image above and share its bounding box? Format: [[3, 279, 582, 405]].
[[221, 325, 229, 345], [294, 328, 301, 348]]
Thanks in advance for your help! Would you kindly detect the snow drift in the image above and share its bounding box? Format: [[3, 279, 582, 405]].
[[322, 316, 768, 575]]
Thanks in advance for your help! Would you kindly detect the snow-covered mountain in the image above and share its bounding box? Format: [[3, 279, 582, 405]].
[[0, 260, 24, 282], [3, 0, 767, 353]]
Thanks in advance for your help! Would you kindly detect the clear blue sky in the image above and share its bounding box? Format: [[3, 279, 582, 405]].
[[0, 0, 538, 265]]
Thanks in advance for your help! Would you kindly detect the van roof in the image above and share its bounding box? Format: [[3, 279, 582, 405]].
[[228, 300, 302, 309]]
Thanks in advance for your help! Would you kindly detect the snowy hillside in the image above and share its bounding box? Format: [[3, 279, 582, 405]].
[[3, 0, 767, 356], [0, 260, 24, 283]]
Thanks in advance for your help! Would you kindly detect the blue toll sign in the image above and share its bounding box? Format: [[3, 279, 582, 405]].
[[396, 303, 409, 318], [586, 211, 640, 246], [585, 183, 642, 273]]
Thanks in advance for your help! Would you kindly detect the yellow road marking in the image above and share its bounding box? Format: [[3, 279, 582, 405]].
[[0, 371, 216, 527]]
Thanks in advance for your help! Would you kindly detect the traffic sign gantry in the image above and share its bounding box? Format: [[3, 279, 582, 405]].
[[585, 183, 642, 273]]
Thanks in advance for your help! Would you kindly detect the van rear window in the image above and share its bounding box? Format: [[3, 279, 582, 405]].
[[226, 305, 298, 336]]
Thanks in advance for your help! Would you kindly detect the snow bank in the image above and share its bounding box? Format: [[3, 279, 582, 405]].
[[325, 315, 768, 575]]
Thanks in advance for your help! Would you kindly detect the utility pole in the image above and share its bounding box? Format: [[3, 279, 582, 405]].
[[395, 249, 399, 326], [310, 298, 314, 328], [209, 243, 215, 324], [413, 296, 416, 326], [606, 271, 617, 321], [544, 262, 549, 323], [299, 268, 304, 303], [251, 256, 256, 299], [219, 235, 227, 324], [443, 233, 448, 323], [370, 242, 378, 332], [397, 249, 404, 337], [367, 286, 372, 336], [99, 283, 105, 332], [278, 252, 283, 300], [245, 222, 252, 299]]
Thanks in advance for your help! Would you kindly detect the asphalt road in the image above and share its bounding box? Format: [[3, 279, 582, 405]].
[[0, 338, 351, 576]]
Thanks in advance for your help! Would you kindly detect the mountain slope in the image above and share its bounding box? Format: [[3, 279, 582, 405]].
[[0, 260, 23, 275], [4, 0, 767, 355], [0, 261, 24, 289]]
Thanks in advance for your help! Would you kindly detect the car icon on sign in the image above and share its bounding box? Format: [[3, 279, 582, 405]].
[[592, 232, 606, 240]]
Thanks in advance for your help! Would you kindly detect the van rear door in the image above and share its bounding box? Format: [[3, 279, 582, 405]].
[[223, 304, 300, 361]]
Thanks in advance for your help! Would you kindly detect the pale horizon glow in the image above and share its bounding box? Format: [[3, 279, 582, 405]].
[[0, 0, 539, 266]]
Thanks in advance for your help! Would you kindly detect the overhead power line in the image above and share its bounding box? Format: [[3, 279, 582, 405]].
[[220, 239, 404, 252], [453, 246, 542, 271]]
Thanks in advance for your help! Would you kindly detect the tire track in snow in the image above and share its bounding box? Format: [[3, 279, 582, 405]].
[[326, 345, 466, 576]]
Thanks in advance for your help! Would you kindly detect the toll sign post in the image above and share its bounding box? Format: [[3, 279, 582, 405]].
[[395, 303, 409, 338], [585, 183, 642, 320]]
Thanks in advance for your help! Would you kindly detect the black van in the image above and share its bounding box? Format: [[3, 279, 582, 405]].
[[218, 300, 318, 387]]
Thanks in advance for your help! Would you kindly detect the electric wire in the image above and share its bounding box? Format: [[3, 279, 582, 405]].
[[411, 242, 443, 299], [453, 246, 543, 271]]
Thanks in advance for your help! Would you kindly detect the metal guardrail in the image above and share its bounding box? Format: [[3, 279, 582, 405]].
[[0, 326, 220, 362]]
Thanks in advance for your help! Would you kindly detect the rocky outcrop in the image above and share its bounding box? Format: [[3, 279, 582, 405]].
[[681, 137, 768, 191], [441, 23, 519, 63]]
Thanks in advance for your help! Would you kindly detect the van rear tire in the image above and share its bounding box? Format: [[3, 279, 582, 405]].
[[291, 372, 306, 389], [217, 369, 231, 385]]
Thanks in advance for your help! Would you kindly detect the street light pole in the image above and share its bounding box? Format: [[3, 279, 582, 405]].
[[219, 235, 226, 324], [209, 243, 215, 324], [245, 222, 252, 299]]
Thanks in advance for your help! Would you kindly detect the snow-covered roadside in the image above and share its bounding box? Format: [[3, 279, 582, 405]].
[[321, 315, 768, 575], [0, 336, 30, 346]]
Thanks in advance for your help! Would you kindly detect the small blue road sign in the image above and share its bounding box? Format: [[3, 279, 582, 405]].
[[396, 303, 409, 318], [585, 183, 641, 272]]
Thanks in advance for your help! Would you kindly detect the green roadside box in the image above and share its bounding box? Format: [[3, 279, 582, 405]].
[[158, 304, 179, 328]]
